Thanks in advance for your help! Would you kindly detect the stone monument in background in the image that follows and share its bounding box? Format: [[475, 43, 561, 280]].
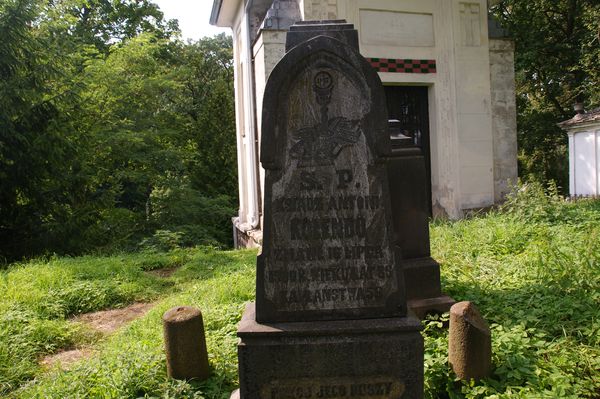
[[232, 21, 424, 399], [387, 124, 455, 318]]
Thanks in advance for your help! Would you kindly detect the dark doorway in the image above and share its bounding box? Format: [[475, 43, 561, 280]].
[[384, 85, 432, 214]]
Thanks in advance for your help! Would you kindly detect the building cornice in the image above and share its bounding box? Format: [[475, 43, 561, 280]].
[[210, 0, 223, 25]]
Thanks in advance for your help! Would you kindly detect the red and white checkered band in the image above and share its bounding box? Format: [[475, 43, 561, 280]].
[[367, 58, 437, 74]]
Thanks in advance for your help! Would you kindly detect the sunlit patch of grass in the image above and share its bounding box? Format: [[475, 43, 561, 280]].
[[7, 249, 256, 399], [0, 251, 186, 394], [426, 185, 600, 398]]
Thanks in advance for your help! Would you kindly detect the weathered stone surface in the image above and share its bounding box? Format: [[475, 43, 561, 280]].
[[489, 38, 518, 203], [387, 144, 430, 261], [407, 295, 455, 320], [387, 124, 454, 317], [163, 306, 210, 381], [256, 21, 405, 324], [237, 303, 423, 399], [448, 301, 492, 380]]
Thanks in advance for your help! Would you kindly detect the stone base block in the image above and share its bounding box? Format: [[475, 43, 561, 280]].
[[408, 296, 456, 319], [235, 303, 424, 399], [232, 218, 262, 249], [403, 257, 442, 300]]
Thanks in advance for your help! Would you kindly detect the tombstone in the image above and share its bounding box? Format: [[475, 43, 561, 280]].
[[233, 21, 424, 399], [387, 122, 455, 318]]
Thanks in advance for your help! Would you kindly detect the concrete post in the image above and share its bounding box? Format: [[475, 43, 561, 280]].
[[163, 306, 210, 381], [448, 301, 492, 380]]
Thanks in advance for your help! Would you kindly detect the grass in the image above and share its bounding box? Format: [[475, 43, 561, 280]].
[[425, 184, 600, 398], [0, 182, 599, 398]]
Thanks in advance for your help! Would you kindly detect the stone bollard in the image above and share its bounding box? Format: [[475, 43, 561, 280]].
[[163, 306, 210, 381], [448, 301, 492, 380]]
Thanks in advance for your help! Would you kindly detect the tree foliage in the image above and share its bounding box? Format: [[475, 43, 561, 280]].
[[0, 0, 237, 261], [0, 0, 75, 258], [492, 0, 600, 189]]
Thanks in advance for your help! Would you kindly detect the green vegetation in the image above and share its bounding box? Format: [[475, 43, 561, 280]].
[[1, 0, 236, 261], [1, 248, 256, 397], [0, 187, 598, 398], [425, 184, 600, 398], [491, 0, 600, 189]]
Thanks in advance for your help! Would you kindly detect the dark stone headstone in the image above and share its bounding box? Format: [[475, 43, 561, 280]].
[[257, 21, 405, 323], [233, 21, 423, 399], [387, 122, 455, 318]]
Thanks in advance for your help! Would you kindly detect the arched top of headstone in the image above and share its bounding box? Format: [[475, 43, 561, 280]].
[[260, 24, 390, 171]]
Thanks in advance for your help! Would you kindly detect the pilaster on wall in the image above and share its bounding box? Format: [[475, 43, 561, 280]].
[[453, 0, 495, 211], [253, 29, 287, 220], [432, 0, 463, 219], [489, 38, 518, 202]]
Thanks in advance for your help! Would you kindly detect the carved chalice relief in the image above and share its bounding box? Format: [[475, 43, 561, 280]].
[[290, 71, 362, 167]]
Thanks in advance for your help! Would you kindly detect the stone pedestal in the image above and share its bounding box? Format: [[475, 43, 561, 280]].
[[403, 257, 455, 318], [162, 306, 210, 381], [236, 303, 423, 399], [387, 142, 455, 318], [448, 301, 492, 380]]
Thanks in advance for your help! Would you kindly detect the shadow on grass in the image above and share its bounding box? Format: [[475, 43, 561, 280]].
[[429, 272, 600, 398]]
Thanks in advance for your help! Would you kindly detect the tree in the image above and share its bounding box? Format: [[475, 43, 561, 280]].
[[175, 34, 237, 197], [0, 0, 78, 259], [44, 0, 179, 53], [1, 1, 238, 260], [491, 0, 600, 189]]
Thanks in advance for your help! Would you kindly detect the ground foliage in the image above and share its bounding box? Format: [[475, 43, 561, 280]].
[[0, 186, 598, 398], [0, 0, 237, 261], [426, 182, 600, 398]]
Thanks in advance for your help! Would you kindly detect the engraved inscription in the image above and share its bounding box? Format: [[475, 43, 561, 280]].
[[264, 67, 399, 314], [263, 377, 405, 399]]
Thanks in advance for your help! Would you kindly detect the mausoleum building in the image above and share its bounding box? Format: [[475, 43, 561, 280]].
[[210, 0, 518, 248]]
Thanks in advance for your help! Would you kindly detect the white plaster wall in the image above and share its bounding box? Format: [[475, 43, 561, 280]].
[[231, 3, 261, 232], [232, 23, 248, 226], [301, 0, 338, 20], [489, 39, 518, 202], [569, 129, 600, 196], [340, 0, 496, 217]]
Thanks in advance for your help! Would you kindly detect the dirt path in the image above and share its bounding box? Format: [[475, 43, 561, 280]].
[[145, 267, 179, 278], [41, 302, 157, 370], [73, 302, 156, 334]]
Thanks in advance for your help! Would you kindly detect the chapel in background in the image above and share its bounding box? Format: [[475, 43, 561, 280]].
[[210, 0, 518, 248]]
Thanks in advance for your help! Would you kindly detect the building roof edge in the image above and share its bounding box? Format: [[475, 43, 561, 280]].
[[210, 0, 223, 26]]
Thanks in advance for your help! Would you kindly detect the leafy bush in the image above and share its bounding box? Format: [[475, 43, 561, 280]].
[[143, 180, 236, 250]]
